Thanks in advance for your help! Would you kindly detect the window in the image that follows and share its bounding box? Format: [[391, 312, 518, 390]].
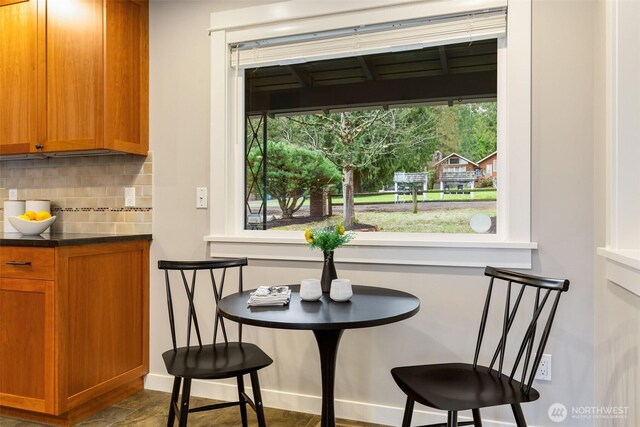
[[243, 45, 498, 235], [207, 0, 535, 268]]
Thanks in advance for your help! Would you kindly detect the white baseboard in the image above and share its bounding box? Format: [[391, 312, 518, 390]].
[[144, 373, 519, 427]]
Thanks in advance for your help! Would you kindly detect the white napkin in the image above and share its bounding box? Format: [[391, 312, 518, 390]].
[[248, 286, 291, 306]]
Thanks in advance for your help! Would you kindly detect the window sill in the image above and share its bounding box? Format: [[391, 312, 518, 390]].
[[597, 248, 640, 296], [205, 235, 537, 268]]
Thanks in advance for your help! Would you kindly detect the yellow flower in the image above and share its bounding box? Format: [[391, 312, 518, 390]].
[[304, 223, 353, 251], [304, 229, 314, 243]]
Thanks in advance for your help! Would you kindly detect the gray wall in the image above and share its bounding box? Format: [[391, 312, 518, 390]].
[[149, 1, 600, 425]]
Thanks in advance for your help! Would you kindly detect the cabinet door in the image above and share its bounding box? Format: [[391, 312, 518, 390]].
[[0, 279, 55, 413], [0, 0, 38, 154], [104, 0, 149, 155], [56, 241, 149, 411], [41, 0, 103, 153]]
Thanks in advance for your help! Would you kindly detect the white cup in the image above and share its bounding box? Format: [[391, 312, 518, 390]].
[[4, 200, 26, 233], [300, 279, 322, 301], [26, 200, 51, 214], [330, 279, 353, 302]]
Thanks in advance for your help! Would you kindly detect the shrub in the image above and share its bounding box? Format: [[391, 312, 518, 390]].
[[476, 177, 494, 188]]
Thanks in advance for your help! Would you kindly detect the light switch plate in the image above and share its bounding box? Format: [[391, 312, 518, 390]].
[[196, 187, 208, 209], [8, 189, 17, 200]]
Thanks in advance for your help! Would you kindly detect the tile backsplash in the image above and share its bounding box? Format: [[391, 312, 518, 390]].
[[0, 153, 152, 234]]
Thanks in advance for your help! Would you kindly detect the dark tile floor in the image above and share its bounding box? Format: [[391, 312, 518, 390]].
[[0, 390, 390, 427]]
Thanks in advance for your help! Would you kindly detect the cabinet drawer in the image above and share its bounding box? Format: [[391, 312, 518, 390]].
[[0, 247, 54, 280]]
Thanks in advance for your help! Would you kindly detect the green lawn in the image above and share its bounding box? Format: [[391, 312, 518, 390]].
[[331, 190, 496, 204], [270, 207, 496, 233], [250, 189, 496, 208]]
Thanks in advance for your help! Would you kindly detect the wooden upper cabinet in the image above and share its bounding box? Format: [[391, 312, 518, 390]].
[[104, 0, 149, 155], [0, 0, 148, 156], [0, 0, 38, 155], [44, 0, 103, 152]]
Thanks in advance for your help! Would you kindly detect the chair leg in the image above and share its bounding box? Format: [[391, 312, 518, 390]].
[[167, 377, 182, 427], [472, 408, 482, 427], [237, 375, 248, 427], [250, 371, 267, 427], [447, 411, 458, 427], [511, 403, 527, 427], [401, 396, 414, 427], [178, 378, 192, 427]]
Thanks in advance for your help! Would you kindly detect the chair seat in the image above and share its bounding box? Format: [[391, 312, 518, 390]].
[[391, 363, 540, 412], [163, 342, 273, 380]]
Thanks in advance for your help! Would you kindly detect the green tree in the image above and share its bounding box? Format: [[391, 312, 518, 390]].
[[247, 140, 341, 218], [430, 102, 497, 162], [458, 103, 497, 161], [359, 107, 439, 191], [286, 111, 397, 228], [433, 105, 463, 155]]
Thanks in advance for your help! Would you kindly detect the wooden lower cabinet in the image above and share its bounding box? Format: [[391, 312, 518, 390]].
[[0, 279, 55, 413], [0, 240, 149, 426]]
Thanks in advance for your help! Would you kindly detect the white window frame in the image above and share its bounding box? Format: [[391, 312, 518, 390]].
[[597, 0, 640, 295], [206, 0, 536, 268]]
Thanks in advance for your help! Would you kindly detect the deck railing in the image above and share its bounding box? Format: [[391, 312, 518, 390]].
[[439, 171, 477, 181]]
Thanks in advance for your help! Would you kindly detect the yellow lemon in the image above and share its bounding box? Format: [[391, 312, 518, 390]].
[[36, 211, 52, 221], [18, 214, 31, 220], [24, 211, 37, 220]]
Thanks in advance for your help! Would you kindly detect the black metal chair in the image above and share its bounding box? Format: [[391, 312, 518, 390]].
[[391, 266, 570, 427], [158, 258, 273, 427]]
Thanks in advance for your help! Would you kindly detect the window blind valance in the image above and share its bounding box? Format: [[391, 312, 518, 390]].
[[230, 8, 506, 69]]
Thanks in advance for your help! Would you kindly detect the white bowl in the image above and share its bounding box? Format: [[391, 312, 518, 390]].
[[8, 216, 56, 236]]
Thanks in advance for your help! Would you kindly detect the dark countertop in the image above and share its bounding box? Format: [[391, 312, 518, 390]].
[[0, 233, 152, 247]]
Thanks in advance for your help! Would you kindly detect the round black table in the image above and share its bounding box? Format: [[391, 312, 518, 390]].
[[218, 285, 420, 427]]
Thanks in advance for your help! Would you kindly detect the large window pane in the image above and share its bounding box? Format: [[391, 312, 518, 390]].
[[244, 41, 498, 234]]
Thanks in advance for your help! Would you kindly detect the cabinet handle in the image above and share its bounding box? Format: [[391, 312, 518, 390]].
[[35, 144, 43, 150], [5, 261, 32, 266]]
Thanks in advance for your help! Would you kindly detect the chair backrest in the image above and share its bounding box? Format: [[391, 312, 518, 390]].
[[157, 258, 248, 351], [473, 266, 570, 393]]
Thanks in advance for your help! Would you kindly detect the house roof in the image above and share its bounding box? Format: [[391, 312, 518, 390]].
[[433, 152, 479, 167], [477, 150, 498, 164]]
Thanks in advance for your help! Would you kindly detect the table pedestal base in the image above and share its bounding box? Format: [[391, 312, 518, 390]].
[[313, 329, 344, 427]]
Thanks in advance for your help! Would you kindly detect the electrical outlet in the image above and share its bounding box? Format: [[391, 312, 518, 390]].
[[125, 187, 136, 207], [8, 189, 18, 200], [535, 354, 552, 381], [196, 187, 208, 209]]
